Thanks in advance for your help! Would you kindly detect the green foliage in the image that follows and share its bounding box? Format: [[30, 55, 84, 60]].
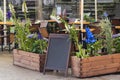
[[60, 18, 89, 58], [9, 2, 31, 51], [0, 8, 3, 21], [99, 18, 113, 54], [31, 40, 47, 54], [113, 37, 120, 53], [52, 15, 103, 58], [84, 15, 95, 22], [76, 44, 89, 59], [15, 19, 31, 51], [86, 40, 103, 56], [51, 8, 56, 16], [26, 38, 47, 54], [69, 25, 79, 45], [9, 2, 47, 54]]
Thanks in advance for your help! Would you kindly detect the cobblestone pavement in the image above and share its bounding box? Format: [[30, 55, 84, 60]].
[[0, 51, 120, 80]]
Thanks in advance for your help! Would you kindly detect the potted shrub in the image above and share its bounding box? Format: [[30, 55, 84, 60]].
[[71, 18, 120, 78], [54, 15, 120, 77], [9, 2, 47, 72]]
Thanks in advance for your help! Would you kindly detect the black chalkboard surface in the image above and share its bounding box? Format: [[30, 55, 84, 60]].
[[43, 34, 71, 76]]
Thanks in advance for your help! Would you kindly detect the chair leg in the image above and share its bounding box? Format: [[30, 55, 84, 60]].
[[8, 35, 11, 52], [1, 45, 3, 51], [9, 43, 10, 52], [8, 28, 11, 52], [1, 38, 3, 51]]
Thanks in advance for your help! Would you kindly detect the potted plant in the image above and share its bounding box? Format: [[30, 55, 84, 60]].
[[10, 2, 47, 72], [113, 37, 120, 53], [53, 15, 120, 77], [70, 18, 120, 78]]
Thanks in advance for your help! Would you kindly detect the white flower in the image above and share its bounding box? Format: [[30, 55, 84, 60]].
[[50, 15, 61, 23], [9, 3, 15, 13], [56, 16, 61, 20], [22, 1, 28, 13], [35, 20, 41, 24], [0, 7, 3, 21]]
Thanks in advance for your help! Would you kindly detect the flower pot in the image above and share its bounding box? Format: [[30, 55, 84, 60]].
[[13, 49, 46, 72], [71, 53, 120, 78]]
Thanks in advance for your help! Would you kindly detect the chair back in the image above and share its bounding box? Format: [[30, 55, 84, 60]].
[[38, 21, 49, 38]]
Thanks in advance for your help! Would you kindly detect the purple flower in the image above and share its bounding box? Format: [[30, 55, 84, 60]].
[[7, 10, 12, 19], [27, 34, 34, 38], [27, 33, 43, 39], [38, 32, 43, 39], [112, 34, 120, 38]]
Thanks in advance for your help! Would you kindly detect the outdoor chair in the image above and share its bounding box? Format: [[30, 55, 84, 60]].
[[38, 21, 49, 38], [0, 25, 11, 52], [38, 27, 49, 38]]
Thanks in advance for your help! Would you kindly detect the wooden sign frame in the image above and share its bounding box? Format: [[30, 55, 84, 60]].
[[43, 34, 71, 76]]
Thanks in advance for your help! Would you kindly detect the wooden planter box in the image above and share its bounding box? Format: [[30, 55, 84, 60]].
[[13, 49, 46, 72], [71, 53, 120, 78]]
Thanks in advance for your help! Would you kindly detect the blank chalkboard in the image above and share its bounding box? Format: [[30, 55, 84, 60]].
[[43, 34, 71, 76]]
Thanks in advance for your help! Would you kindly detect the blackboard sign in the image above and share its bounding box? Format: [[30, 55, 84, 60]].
[[43, 34, 71, 76]]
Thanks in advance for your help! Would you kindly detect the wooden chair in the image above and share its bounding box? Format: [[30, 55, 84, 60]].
[[0, 25, 11, 52], [38, 21, 49, 38], [38, 27, 49, 38]]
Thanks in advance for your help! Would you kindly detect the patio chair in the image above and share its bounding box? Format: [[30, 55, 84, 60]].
[[38, 21, 49, 38], [0, 25, 11, 52]]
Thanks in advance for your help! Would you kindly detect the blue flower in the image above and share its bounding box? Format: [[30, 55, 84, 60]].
[[7, 10, 12, 19], [85, 27, 96, 44], [103, 11, 108, 17]]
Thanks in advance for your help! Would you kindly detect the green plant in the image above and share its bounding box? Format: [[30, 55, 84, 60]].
[[15, 19, 31, 51], [0, 8, 3, 21], [9, 2, 31, 51], [25, 33, 47, 54], [9, 2, 47, 54], [31, 40, 47, 54], [76, 44, 89, 58], [59, 17, 89, 58], [113, 37, 120, 53], [50, 15, 103, 58], [99, 18, 113, 54], [84, 14, 95, 22], [86, 40, 103, 56]]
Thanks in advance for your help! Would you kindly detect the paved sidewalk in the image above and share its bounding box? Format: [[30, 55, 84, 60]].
[[0, 52, 120, 80]]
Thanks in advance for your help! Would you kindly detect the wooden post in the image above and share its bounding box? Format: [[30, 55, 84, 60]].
[[80, 0, 84, 41], [36, 0, 43, 20], [95, 0, 97, 21], [80, 0, 84, 30], [3, 0, 7, 46]]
